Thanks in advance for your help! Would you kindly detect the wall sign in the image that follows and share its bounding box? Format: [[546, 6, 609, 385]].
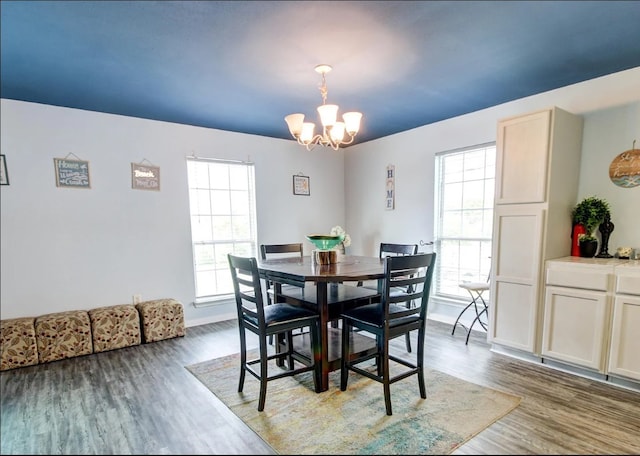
[[54, 156, 91, 188], [293, 174, 310, 196], [131, 162, 160, 191], [386, 164, 395, 210], [609, 141, 640, 188]]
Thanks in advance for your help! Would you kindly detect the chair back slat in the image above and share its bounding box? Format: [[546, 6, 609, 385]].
[[228, 254, 267, 329], [379, 242, 418, 258], [382, 253, 436, 323], [260, 243, 304, 260]]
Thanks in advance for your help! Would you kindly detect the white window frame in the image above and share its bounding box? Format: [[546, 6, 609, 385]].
[[186, 158, 257, 303], [433, 143, 495, 303]]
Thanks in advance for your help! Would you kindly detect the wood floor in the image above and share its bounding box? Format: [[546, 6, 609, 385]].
[[1, 318, 639, 455]]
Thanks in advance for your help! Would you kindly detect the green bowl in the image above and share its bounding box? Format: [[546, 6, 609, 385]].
[[306, 234, 345, 251]]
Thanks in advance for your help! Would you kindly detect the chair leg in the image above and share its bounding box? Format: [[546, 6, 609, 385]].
[[340, 320, 351, 391], [405, 301, 413, 352], [381, 340, 392, 416], [451, 300, 474, 335], [417, 326, 426, 399], [238, 325, 247, 393], [257, 340, 269, 412], [285, 331, 295, 370], [465, 306, 488, 345]]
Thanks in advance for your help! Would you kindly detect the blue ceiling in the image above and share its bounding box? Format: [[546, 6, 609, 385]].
[[2, 1, 640, 146]]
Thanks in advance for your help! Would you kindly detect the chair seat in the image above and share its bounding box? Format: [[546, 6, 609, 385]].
[[342, 303, 420, 328], [459, 282, 490, 292], [280, 283, 379, 304], [244, 303, 317, 328]]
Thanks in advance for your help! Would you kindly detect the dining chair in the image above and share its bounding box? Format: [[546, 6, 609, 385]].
[[227, 254, 321, 412], [340, 252, 436, 416], [358, 242, 419, 352], [451, 268, 490, 345], [259, 243, 304, 307]]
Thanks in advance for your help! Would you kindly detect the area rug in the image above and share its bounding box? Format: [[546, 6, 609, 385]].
[[186, 352, 521, 455]]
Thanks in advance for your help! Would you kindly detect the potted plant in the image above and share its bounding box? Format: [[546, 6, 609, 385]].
[[571, 196, 610, 257]]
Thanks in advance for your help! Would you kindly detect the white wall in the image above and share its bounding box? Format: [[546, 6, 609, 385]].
[[578, 101, 640, 250], [0, 101, 346, 325], [345, 67, 640, 257], [344, 67, 640, 322], [2, 67, 639, 327]]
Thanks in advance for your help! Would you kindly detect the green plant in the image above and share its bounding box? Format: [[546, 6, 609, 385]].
[[571, 196, 610, 241]]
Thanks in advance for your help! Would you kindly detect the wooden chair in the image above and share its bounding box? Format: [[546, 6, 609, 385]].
[[340, 252, 436, 416], [358, 242, 419, 352], [259, 243, 304, 307], [227, 254, 321, 412]]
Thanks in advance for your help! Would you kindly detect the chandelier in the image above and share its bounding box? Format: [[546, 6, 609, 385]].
[[284, 64, 362, 151]]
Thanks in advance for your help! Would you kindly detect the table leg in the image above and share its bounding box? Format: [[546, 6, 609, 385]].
[[316, 282, 329, 391]]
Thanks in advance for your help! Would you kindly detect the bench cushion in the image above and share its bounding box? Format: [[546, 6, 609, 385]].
[[136, 299, 185, 343], [1, 317, 39, 371], [89, 304, 141, 353], [35, 310, 93, 363]]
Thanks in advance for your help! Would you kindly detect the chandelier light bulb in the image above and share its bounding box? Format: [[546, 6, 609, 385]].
[[330, 122, 346, 142], [343, 112, 362, 136], [317, 104, 338, 127], [300, 122, 315, 144], [285, 113, 305, 137]]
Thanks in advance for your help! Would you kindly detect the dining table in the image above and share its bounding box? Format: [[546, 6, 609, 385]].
[[256, 254, 385, 392]]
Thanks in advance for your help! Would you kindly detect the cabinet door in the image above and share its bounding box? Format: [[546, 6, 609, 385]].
[[542, 286, 610, 371], [489, 205, 544, 353], [608, 295, 640, 381], [495, 109, 551, 204]]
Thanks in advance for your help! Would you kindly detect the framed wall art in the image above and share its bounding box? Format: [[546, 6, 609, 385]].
[[293, 174, 310, 196], [54, 155, 91, 188], [131, 161, 160, 191], [385, 164, 395, 210], [0, 154, 8, 185]]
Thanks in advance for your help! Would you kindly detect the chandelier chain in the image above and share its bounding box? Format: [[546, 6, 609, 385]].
[[318, 72, 328, 105]]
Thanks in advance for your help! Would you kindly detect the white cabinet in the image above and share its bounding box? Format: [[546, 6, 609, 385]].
[[542, 257, 640, 382], [542, 286, 610, 370], [541, 259, 614, 371], [491, 205, 544, 351], [495, 109, 551, 204], [607, 263, 640, 381], [489, 107, 584, 354]]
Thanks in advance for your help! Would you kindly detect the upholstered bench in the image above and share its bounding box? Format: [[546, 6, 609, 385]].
[[88, 304, 141, 353], [136, 298, 185, 343], [35, 310, 93, 364], [1, 317, 39, 371]]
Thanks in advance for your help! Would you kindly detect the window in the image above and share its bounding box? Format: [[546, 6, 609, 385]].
[[186, 158, 257, 301], [433, 143, 495, 302]]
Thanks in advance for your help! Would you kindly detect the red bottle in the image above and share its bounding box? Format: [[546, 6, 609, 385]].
[[571, 223, 586, 256]]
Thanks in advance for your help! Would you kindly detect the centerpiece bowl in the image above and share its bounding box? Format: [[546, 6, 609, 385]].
[[306, 234, 345, 251]]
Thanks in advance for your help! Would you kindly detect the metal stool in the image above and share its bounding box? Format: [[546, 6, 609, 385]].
[[451, 280, 489, 345]]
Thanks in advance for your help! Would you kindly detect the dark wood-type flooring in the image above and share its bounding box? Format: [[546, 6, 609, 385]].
[[2, 318, 639, 455]]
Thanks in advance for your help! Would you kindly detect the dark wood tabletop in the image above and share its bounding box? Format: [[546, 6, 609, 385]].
[[256, 254, 385, 284], [256, 255, 384, 391]]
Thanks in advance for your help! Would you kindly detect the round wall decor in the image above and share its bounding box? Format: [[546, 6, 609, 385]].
[[609, 141, 640, 188]]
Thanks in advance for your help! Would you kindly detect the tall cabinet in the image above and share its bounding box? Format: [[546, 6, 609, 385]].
[[489, 107, 584, 355]]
